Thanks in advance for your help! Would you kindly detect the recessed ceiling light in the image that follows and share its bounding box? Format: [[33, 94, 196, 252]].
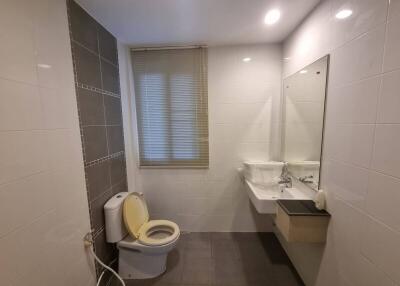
[[335, 9, 353, 19], [264, 9, 281, 25], [283, 57, 291, 61], [299, 70, 308, 74], [242, 57, 252, 62], [37, 64, 52, 69]]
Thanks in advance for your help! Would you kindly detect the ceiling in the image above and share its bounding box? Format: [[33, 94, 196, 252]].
[[77, 0, 320, 47]]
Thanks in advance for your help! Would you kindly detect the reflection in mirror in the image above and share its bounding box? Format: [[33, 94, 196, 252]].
[[282, 55, 329, 190]]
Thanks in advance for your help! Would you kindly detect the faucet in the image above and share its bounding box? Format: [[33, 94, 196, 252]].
[[299, 175, 314, 184], [278, 162, 292, 188]]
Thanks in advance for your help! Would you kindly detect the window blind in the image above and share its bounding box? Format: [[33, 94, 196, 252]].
[[131, 48, 209, 167]]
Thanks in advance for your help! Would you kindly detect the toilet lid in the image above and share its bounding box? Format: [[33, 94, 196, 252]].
[[123, 193, 149, 239]]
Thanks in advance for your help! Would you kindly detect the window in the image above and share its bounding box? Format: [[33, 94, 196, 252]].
[[132, 48, 209, 167]]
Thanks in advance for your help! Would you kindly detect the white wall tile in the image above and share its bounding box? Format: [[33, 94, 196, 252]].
[[0, 172, 56, 238], [282, 0, 333, 77], [327, 76, 381, 124], [389, 0, 400, 20], [383, 13, 400, 72], [325, 123, 375, 168], [371, 124, 400, 178], [0, 79, 43, 131], [377, 69, 400, 123], [0, 0, 92, 285], [44, 129, 82, 171], [353, 256, 396, 286], [362, 218, 400, 284], [283, 1, 399, 285], [329, 24, 385, 87], [366, 171, 400, 232], [39, 87, 75, 129], [0, 0, 37, 84], [329, 0, 388, 49], [136, 44, 281, 232], [327, 198, 366, 283], [0, 131, 48, 184], [326, 160, 369, 209], [33, 0, 75, 90]]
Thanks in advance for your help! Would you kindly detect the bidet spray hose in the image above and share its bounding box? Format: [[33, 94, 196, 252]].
[[84, 233, 126, 286]]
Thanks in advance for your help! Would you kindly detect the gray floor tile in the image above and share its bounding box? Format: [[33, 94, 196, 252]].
[[182, 257, 214, 285], [159, 248, 184, 284], [185, 232, 211, 250], [184, 247, 212, 259], [271, 265, 304, 286], [211, 239, 240, 260], [213, 256, 247, 286], [114, 232, 304, 286]]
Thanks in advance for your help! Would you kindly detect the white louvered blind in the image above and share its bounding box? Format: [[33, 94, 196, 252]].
[[131, 48, 209, 167]]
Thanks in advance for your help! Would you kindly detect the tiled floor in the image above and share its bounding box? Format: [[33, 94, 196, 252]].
[[110, 232, 304, 286]]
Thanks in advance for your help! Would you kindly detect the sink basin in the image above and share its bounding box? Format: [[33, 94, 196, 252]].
[[245, 180, 312, 214]]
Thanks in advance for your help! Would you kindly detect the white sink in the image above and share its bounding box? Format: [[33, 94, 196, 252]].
[[245, 180, 312, 214]]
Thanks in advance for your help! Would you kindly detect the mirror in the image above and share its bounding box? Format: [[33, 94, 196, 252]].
[[281, 55, 329, 190]]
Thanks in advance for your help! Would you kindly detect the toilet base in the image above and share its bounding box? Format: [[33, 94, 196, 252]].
[[118, 248, 167, 279]]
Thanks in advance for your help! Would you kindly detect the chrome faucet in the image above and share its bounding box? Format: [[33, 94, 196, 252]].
[[278, 163, 292, 188], [299, 175, 314, 184]]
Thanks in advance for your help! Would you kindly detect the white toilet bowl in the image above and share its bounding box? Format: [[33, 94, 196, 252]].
[[104, 192, 180, 279]]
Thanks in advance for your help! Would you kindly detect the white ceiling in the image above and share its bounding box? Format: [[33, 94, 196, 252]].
[[77, 0, 320, 47]]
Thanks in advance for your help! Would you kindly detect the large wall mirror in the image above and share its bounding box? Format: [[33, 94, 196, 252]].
[[281, 55, 329, 191]]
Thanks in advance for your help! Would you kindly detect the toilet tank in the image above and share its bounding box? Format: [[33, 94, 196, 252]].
[[104, 192, 130, 243]]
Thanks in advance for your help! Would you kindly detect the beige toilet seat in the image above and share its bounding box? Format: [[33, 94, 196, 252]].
[[123, 193, 180, 247], [138, 220, 179, 246]]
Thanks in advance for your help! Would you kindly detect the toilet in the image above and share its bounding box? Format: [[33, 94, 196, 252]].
[[104, 192, 180, 279]]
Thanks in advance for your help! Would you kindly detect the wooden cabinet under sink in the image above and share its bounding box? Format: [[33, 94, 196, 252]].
[[275, 200, 330, 243]]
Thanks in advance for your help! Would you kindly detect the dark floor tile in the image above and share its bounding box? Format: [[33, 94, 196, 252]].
[[112, 277, 171, 286], [104, 95, 122, 125], [210, 232, 236, 241], [236, 241, 271, 264], [82, 126, 108, 162], [157, 248, 184, 284], [271, 265, 305, 286], [184, 247, 212, 259], [111, 233, 304, 286], [72, 42, 102, 89], [97, 271, 111, 286], [185, 232, 211, 251], [242, 257, 276, 285], [77, 87, 105, 126], [182, 257, 214, 285], [101, 59, 120, 94], [211, 239, 240, 260], [68, 0, 98, 53], [259, 233, 292, 265], [213, 256, 247, 286], [232, 232, 265, 243]]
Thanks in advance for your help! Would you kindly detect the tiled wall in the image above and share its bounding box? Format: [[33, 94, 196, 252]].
[[283, 0, 400, 285], [128, 44, 282, 232], [0, 0, 95, 285], [67, 0, 128, 275]]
